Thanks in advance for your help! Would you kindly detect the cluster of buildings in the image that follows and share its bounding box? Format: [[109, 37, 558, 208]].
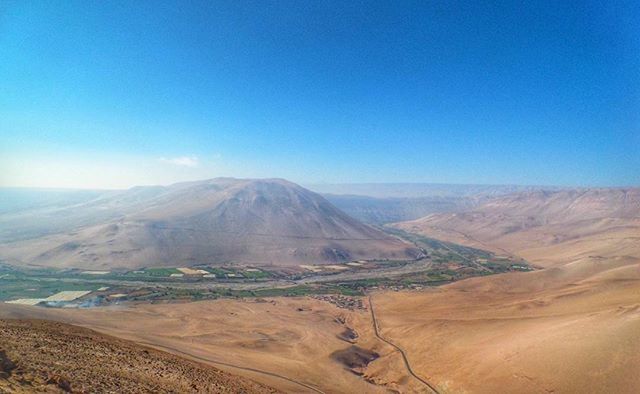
[[311, 294, 366, 311]]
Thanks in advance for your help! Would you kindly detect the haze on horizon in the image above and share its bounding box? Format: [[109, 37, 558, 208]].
[[1, 1, 638, 189]]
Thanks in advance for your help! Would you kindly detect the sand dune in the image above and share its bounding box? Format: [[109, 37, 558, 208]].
[[373, 256, 640, 393]]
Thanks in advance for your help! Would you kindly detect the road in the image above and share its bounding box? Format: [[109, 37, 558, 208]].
[[134, 339, 325, 393], [368, 295, 440, 394], [134, 296, 440, 394]]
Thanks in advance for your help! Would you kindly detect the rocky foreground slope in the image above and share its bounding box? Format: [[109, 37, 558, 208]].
[[0, 319, 276, 393]]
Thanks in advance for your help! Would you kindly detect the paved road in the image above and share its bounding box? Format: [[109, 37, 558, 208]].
[[134, 339, 325, 393], [368, 295, 440, 394]]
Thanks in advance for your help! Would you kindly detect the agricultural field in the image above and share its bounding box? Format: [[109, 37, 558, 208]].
[[0, 276, 106, 302], [0, 230, 530, 307]]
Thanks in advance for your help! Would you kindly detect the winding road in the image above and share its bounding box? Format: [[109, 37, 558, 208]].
[[133, 297, 440, 394], [368, 295, 440, 394]]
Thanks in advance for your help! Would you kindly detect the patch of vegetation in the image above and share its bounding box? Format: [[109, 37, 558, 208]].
[[384, 227, 529, 273], [143, 268, 181, 276], [241, 270, 271, 279], [0, 277, 107, 301], [202, 267, 235, 276]]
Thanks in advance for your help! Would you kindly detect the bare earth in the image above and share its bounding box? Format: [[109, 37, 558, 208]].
[[0, 298, 429, 393], [1, 188, 638, 393], [394, 188, 640, 268], [0, 319, 277, 393], [383, 188, 640, 393]]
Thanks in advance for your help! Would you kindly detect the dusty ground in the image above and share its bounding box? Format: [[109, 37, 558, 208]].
[[0, 298, 429, 393], [381, 188, 640, 393], [3, 258, 638, 393], [372, 257, 640, 393], [0, 319, 276, 393]]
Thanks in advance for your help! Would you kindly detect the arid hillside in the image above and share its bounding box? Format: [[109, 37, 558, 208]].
[[0, 298, 429, 394], [316, 184, 559, 224], [0, 319, 276, 393], [0, 178, 418, 269], [322, 194, 479, 224], [377, 188, 640, 393], [395, 188, 640, 267]]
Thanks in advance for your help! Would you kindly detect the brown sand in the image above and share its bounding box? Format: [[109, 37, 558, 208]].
[[0, 297, 428, 393], [381, 188, 640, 393]]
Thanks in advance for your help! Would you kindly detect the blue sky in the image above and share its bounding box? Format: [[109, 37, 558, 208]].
[[1, 0, 638, 189]]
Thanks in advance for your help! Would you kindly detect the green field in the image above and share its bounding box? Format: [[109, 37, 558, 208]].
[[142, 267, 181, 276], [0, 277, 107, 301], [0, 231, 532, 306]]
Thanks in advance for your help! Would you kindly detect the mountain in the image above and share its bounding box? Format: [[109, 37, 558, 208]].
[[0, 183, 566, 235], [311, 183, 568, 225], [0, 178, 418, 269], [322, 194, 480, 224], [307, 182, 564, 198], [393, 188, 640, 267]]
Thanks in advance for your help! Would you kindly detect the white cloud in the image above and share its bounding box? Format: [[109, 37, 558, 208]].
[[159, 156, 199, 167], [2, 153, 236, 189]]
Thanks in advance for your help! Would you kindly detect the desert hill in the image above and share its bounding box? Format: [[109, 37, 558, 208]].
[[0, 178, 418, 269], [394, 188, 640, 267], [308, 182, 561, 198], [314, 183, 566, 224], [0, 318, 276, 393], [379, 187, 640, 392], [322, 194, 479, 224]]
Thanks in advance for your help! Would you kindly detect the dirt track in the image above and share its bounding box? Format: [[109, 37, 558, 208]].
[[369, 295, 440, 393]]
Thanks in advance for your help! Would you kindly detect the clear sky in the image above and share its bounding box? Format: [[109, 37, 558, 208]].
[[1, 0, 638, 189]]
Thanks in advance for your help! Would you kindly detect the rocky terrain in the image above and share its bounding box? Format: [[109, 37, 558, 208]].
[[1, 186, 638, 393], [0, 319, 276, 393]]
